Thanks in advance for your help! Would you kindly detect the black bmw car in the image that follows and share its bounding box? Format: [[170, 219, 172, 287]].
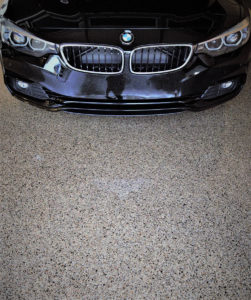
[[0, 0, 250, 115]]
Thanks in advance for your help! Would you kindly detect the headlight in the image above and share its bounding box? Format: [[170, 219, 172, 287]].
[[0, 18, 58, 57], [196, 17, 250, 56]]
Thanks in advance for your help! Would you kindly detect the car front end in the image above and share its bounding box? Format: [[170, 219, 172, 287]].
[[0, 0, 250, 115]]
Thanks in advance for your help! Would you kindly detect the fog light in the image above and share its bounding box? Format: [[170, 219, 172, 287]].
[[221, 81, 234, 89], [202, 79, 238, 100], [17, 80, 29, 89]]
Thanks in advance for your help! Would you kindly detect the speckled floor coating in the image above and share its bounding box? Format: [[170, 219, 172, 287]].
[[0, 61, 250, 299]]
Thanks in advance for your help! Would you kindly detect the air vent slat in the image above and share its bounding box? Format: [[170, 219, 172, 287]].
[[158, 49, 162, 71], [147, 48, 150, 72]]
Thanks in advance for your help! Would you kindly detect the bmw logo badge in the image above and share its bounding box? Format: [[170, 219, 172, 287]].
[[120, 30, 134, 45]]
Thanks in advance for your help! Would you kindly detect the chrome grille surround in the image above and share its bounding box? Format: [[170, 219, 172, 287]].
[[60, 44, 124, 74], [130, 44, 194, 74]]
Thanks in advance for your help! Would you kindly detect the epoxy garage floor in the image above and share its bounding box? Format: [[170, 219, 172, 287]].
[[0, 64, 251, 298]]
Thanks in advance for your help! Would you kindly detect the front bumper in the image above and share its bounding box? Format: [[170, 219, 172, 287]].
[[1, 39, 250, 115]]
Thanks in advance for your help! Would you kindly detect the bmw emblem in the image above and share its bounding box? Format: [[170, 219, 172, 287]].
[[120, 30, 134, 45]]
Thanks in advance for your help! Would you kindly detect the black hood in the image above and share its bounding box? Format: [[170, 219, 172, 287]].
[[3, 0, 248, 45]]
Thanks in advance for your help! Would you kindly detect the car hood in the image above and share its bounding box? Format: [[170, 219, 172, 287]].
[[3, 0, 247, 45]]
